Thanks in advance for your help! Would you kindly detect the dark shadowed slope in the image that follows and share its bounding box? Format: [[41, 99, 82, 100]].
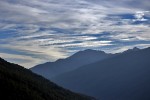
[[0, 57, 94, 100], [31, 49, 112, 79], [52, 47, 150, 100]]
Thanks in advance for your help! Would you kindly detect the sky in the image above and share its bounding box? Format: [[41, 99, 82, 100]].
[[0, 0, 150, 68]]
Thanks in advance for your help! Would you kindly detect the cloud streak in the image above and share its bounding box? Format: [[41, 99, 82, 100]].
[[0, 0, 149, 68]]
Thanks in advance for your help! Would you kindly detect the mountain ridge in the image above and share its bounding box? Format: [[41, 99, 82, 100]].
[[52, 47, 150, 100], [31, 49, 113, 79], [0, 57, 94, 100]]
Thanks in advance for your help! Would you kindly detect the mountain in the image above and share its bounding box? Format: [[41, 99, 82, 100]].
[[0, 57, 94, 100], [52, 47, 150, 100], [123, 47, 140, 53], [31, 49, 112, 79]]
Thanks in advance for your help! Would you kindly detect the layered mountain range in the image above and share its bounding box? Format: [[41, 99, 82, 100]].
[[31, 47, 150, 100], [31, 49, 113, 78]]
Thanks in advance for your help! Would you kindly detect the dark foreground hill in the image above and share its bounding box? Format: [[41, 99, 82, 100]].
[[52, 47, 150, 100], [0, 58, 94, 100]]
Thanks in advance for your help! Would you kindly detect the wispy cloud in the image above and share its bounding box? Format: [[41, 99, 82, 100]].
[[0, 0, 149, 68]]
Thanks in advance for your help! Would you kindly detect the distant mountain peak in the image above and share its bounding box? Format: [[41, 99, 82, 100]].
[[31, 48, 112, 79], [132, 47, 140, 51], [83, 49, 97, 52], [83, 49, 105, 53], [68, 49, 107, 60], [75, 49, 106, 55], [123, 47, 140, 53]]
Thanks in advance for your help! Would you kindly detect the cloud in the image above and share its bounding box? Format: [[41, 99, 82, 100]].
[[0, 44, 68, 68], [86, 0, 150, 10], [133, 11, 149, 21], [0, 0, 149, 68]]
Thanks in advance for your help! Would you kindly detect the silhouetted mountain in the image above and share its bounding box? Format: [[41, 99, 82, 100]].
[[31, 49, 112, 79], [123, 47, 140, 53], [52, 47, 150, 100], [0, 57, 94, 100]]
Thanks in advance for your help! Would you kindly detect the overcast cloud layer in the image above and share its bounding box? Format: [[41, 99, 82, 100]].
[[0, 0, 150, 68]]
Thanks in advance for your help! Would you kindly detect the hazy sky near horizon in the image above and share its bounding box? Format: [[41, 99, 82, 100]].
[[0, 0, 150, 68]]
